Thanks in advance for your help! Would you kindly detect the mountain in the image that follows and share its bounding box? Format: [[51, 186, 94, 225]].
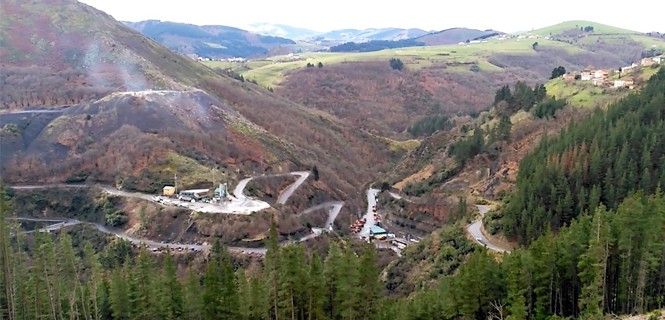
[[415, 27, 503, 45], [247, 23, 320, 40], [124, 20, 296, 58], [312, 27, 429, 45], [0, 0, 395, 214]]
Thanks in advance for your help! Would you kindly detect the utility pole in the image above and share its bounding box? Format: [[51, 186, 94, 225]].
[[174, 172, 178, 193]]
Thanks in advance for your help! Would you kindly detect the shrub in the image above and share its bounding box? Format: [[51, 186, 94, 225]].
[[105, 210, 128, 227], [389, 58, 404, 71], [407, 114, 450, 137]]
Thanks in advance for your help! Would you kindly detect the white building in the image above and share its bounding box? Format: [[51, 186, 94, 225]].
[[613, 79, 634, 88], [581, 71, 593, 81]]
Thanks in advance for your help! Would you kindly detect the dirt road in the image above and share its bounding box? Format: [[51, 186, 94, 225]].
[[467, 205, 510, 253]]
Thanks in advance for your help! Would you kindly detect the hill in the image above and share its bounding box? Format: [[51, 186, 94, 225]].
[[0, 0, 397, 217], [124, 20, 296, 58], [207, 21, 665, 137], [531, 20, 638, 36], [316, 27, 428, 43], [415, 27, 503, 45], [329, 39, 425, 52], [247, 23, 320, 40]]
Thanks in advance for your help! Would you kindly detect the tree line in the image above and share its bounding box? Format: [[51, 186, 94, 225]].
[[330, 40, 424, 53], [503, 67, 665, 244]]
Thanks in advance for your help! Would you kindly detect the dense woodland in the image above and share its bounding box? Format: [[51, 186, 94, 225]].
[[400, 192, 665, 319], [329, 40, 425, 53], [503, 68, 665, 244]]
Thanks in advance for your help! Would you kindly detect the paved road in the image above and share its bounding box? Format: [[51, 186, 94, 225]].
[[467, 205, 510, 253], [276, 171, 310, 204], [359, 188, 380, 237]]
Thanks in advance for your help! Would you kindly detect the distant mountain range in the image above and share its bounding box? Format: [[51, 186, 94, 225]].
[[124, 20, 296, 58], [125, 21, 504, 57], [415, 28, 503, 45], [311, 28, 429, 44], [246, 23, 320, 40]]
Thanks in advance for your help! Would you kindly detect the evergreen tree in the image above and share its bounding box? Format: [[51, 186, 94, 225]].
[[183, 269, 203, 320], [109, 266, 130, 320], [158, 253, 183, 320], [264, 219, 281, 319], [203, 241, 239, 320], [307, 254, 325, 320], [578, 206, 610, 318], [357, 244, 381, 320]]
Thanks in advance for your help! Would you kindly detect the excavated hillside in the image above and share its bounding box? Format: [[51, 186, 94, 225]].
[[0, 0, 396, 204]]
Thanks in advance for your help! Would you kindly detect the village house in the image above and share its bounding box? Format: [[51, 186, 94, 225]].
[[653, 55, 664, 64], [563, 73, 576, 82], [621, 63, 638, 75], [641, 57, 656, 67], [592, 78, 608, 86], [613, 78, 634, 89], [594, 69, 610, 79], [581, 70, 594, 81]]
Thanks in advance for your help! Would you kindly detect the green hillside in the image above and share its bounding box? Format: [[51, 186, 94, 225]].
[[531, 20, 638, 36], [205, 38, 582, 87], [204, 21, 665, 89]]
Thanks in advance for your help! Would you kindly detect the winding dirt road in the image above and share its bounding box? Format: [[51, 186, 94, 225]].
[[276, 171, 310, 204], [467, 205, 510, 253], [233, 171, 310, 204], [7, 170, 330, 255], [300, 201, 345, 231], [9, 217, 267, 255]]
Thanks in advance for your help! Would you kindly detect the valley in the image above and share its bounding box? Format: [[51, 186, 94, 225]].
[[1, 1, 665, 319]]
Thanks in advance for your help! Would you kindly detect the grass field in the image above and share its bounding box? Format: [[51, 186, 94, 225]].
[[530, 20, 637, 36], [203, 38, 583, 88]]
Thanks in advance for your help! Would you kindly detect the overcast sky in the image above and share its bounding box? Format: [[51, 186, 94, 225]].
[[80, 0, 664, 33]]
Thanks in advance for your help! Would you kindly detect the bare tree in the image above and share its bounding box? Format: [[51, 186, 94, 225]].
[[488, 300, 506, 320]]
